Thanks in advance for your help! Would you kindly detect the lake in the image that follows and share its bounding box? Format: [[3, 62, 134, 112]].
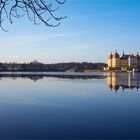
[[0, 72, 140, 139]]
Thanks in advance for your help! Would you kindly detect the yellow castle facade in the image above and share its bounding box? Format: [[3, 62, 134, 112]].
[[107, 51, 140, 71]]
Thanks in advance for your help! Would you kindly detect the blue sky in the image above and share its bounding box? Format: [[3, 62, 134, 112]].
[[0, 0, 140, 63]]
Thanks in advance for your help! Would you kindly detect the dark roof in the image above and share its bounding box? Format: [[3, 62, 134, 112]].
[[113, 52, 119, 58], [129, 54, 137, 58], [120, 54, 130, 59], [108, 53, 113, 59]]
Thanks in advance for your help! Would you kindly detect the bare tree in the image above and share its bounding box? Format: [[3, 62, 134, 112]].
[[0, 0, 66, 31]]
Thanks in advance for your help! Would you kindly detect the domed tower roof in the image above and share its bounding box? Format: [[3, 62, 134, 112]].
[[108, 52, 113, 59], [113, 51, 120, 58]]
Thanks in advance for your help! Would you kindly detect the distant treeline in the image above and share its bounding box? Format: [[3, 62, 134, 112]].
[[0, 62, 107, 71]]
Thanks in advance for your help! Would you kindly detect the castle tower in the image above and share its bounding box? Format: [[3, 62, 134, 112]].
[[112, 51, 120, 68], [108, 52, 113, 67]]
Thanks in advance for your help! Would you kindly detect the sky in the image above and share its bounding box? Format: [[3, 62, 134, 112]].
[[0, 0, 140, 63]]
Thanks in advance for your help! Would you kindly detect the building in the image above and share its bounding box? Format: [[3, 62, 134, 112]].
[[107, 51, 140, 71]]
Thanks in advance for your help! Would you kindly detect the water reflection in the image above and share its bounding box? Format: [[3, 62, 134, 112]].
[[0, 72, 106, 81], [0, 72, 140, 93], [108, 72, 140, 92]]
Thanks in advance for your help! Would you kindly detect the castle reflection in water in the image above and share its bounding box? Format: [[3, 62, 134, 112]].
[[107, 72, 140, 92]]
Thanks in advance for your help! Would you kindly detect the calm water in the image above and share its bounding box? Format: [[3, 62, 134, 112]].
[[0, 72, 140, 139]]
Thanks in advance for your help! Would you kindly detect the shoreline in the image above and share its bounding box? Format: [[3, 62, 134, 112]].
[[0, 70, 139, 73]]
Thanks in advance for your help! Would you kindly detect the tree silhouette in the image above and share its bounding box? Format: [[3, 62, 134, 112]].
[[0, 0, 66, 31]]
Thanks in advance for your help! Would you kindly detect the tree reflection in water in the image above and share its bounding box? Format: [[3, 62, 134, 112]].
[[0, 72, 107, 81]]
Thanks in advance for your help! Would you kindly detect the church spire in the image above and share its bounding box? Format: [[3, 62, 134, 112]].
[[123, 50, 125, 56], [137, 52, 139, 58]]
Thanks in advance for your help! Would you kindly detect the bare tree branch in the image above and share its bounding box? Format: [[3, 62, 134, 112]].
[[0, 0, 66, 31]]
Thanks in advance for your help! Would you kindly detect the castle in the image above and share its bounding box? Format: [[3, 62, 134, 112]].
[[107, 51, 140, 71]]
